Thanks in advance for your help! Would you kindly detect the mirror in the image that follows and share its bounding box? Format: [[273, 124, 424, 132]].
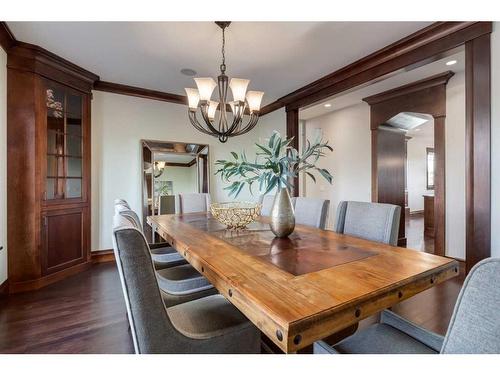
[[141, 140, 209, 240]]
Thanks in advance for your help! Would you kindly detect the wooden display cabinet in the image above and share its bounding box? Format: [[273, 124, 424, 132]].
[[7, 42, 98, 292]]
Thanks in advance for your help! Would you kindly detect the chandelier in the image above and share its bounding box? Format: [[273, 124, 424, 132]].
[[184, 22, 264, 143]]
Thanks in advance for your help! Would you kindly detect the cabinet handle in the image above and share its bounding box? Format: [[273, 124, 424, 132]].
[[43, 191, 47, 201], [43, 217, 48, 226]]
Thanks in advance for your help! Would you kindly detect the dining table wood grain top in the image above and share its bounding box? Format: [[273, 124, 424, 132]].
[[147, 212, 459, 353]]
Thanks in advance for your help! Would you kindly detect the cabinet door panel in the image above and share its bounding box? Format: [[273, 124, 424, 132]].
[[42, 208, 86, 275]]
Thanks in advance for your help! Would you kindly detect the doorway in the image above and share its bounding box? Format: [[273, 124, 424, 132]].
[[405, 117, 436, 253]]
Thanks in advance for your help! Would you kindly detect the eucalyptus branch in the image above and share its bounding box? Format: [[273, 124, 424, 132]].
[[215, 131, 334, 197]]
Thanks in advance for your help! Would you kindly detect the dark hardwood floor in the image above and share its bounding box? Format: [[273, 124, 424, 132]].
[[0, 263, 133, 354], [406, 212, 435, 254], [0, 260, 464, 353]]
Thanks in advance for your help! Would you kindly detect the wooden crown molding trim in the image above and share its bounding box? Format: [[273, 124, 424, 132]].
[[362, 71, 455, 105], [0, 21, 16, 52], [94, 80, 187, 105], [262, 21, 492, 115]]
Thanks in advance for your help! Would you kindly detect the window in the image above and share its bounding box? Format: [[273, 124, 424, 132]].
[[426, 147, 435, 190]]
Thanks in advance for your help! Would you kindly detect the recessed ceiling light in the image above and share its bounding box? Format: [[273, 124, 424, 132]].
[[446, 60, 457, 66], [181, 68, 197, 76], [324, 103, 331, 108]]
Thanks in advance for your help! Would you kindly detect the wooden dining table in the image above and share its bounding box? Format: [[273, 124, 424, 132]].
[[147, 212, 459, 353]]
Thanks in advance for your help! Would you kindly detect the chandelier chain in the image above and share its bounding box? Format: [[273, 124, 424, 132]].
[[220, 26, 226, 73]]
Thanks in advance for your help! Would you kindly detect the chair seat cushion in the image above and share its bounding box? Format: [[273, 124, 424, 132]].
[[333, 323, 438, 354], [150, 246, 186, 266], [156, 264, 212, 295], [167, 294, 252, 340]]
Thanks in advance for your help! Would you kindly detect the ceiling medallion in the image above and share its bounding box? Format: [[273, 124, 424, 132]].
[[184, 21, 264, 143]]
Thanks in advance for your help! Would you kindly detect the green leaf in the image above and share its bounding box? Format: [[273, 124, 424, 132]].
[[255, 143, 272, 156], [231, 151, 238, 160], [305, 171, 316, 183]]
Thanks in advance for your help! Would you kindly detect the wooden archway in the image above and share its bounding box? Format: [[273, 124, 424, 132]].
[[363, 71, 454, 256]]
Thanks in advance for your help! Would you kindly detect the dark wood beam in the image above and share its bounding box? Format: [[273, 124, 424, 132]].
[[286, 108, 299, 197], [93, 80, 187, 105], [465, 33, 491, 273], [362, 71, 455, 106], [260, 22, 492, 116], [0, 21, 16, 52]]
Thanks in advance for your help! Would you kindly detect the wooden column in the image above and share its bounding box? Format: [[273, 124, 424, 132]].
[[433, 116, 446, 256], [286, 107, 299, 197], [465, 34, 491, 272]]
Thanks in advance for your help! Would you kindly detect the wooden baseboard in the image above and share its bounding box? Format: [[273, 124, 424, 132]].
[[91, 249, 115, 264], [9, 261, 92, 294], [0, 279, 8, 297]]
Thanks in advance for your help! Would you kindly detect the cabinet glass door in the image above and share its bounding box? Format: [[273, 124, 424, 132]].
[[45, 84, 83, 200]]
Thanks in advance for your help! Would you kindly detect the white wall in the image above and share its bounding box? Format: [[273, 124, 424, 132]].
[[491, 23, 500, 259], [91, 91, 285, 251], [304, 103, 372, 229], [157, 165, 197, 195], [445, 72, 466, 260], [0, 48, 6, 285], [407, 122, 434, 212]]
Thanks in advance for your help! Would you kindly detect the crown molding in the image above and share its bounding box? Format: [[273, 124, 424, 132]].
[[0, 21, 16, 52], [93, 80, 187, 105], [362, 70, 455, 106]]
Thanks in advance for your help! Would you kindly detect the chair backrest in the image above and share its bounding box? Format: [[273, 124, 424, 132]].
[[259, 194, 297, 217], [112, 214, 180, 353], [158, 195, 176, 215], [259, 195, 275, 216], [118, 209, 143, 231], [115, 198, 131, 215], [176, 193, 211, 214], [441, 258, 500, 354], [115, 198, 130, 206], [294, 197, 330, 229], [334, 201, 401, 246]]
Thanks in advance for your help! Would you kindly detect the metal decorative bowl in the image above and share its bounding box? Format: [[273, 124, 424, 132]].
[[210, 202, 262, 229]]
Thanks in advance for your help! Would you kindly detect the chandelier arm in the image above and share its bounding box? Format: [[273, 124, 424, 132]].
[[189, 111, 219, 136], [222, 102, 244, 136], [231, 113, 259, 136], [200, 104, 224, 137]]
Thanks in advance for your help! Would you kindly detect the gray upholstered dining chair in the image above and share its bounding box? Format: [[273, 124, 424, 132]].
[[314, 257, 500, 354], [112, 218, 260, 353], [117, 208, 186, 270], [114, 213, 215, 308], [259, 195, 275, 216], [333, 201, 401, 246], [258, 194, 297, 216], [294, 197, 330, 229], [176, 193, 211, 213]]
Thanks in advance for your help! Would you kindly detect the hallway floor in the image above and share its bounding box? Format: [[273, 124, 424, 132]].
[[406, 212, 435, 254]]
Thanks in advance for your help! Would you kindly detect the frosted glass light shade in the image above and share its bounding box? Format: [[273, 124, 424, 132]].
[[207, 101, 219, 119], [246, 91, 264, 112], [184, 88, 200, 109], [194, 78, 217, 101], [156, 161, 166, 169], [228, 101, 236, 113], [229, 78, 250, 102]]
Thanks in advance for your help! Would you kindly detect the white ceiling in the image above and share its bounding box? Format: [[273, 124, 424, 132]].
[[7, 22, 432, 105], [300, 49, 465, 120]]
